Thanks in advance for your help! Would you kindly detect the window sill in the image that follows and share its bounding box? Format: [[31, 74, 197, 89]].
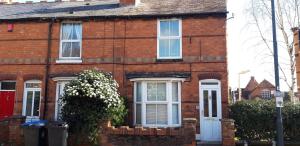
[[156, 58, 183, 62], [56, 59, 83, 64]]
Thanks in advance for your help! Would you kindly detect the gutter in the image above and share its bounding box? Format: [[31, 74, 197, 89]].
[[0, 11, 228, 22], [43, 18, 54, 120]]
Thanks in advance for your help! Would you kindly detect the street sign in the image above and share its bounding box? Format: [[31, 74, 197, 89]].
[[276, 97, 284, 107], [274, 91, 283, 97]]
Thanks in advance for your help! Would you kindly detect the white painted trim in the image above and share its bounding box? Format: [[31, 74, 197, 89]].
[[22, 80, 42, 119], [198, 79, 222, 141], [56, 59, 83, 64], [130, 78, 185, 82], [157, 19, 182, 59], [59, 22, 82, 60], [54, 81, 69, 121], [133, 80, 182, 127], [196, 134, 201, 140], [52, 77, 77, 82]]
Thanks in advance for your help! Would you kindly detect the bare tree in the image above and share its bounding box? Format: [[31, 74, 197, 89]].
[[248, 0, 299, 103]]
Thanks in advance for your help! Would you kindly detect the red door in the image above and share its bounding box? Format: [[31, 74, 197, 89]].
[[0, 91, 15, 120]]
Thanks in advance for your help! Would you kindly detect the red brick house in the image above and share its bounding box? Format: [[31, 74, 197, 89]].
[[0, 0, 231, 144], [242, 77, 275, 100]]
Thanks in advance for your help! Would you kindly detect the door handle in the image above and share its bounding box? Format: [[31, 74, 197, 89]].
[[6, 96, 9, 101]]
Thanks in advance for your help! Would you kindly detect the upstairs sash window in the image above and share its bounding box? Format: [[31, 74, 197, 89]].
[[60, 23, 82, 59]]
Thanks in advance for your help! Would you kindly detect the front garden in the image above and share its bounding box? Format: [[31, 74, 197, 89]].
[[230, 100, 300, 145]]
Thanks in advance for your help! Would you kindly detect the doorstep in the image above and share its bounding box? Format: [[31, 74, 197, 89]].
[[197, 141, 222, 146]]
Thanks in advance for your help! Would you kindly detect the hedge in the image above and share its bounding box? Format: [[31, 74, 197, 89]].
[[229, 100, 300, 141]]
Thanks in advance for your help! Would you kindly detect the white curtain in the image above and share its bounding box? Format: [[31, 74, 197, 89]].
[[62, 24, 81, 58]]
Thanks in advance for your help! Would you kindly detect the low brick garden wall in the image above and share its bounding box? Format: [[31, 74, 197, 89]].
[[0, 116, 25, 146], [0, 120, 9, 144], [99, 118, 197, 146], [1, 116, 236, 146]]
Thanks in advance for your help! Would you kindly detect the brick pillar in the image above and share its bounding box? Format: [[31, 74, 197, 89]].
[[182, 118, 197, 146], [8, 115, 26, 146], [221, 119, 235, 146]]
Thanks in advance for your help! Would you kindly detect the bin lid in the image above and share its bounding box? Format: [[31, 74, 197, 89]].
[[21, 120, 48, 126]]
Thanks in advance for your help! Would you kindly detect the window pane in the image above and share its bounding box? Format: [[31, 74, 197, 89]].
[[146, 104, 156, 124], [71, 42, 81, 57], [212, 90, 217, 117], [203, 90, 209, 117], [62, 24, 73, 40], [201, 82, 219, 85], [170, 20, 179, 36], [172, 82, 178, 102], [147, 83, 156, 101], [1, 82, 16, 90], [33, 91, 40, 116], [172, 104, 179, 124], [159, 39, 169, 57], [62, 42, 72, 57], [157, 104, 168, 125], [26, 91, 33, 116], [136, 82, 142, 102], [71, 24, 82, 40], [157, 83, 166, 101], [170, 39, 180, 57], [136, 104, 142, 124], [26, 83, 41, 88], [160, 21, 169, 36]]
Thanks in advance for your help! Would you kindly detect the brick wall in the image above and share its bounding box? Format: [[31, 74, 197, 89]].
[[221, 119, 235, 146], [99, 118, 197, 146], [0, 15, 228, 135], [0, 116, 25, 146], [293, 29, 300, 101]]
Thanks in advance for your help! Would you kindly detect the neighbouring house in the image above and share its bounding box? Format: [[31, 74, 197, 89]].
[[0, 0, 234, 145], [240, 76, 275, 100], [293, 28, 300, 102]]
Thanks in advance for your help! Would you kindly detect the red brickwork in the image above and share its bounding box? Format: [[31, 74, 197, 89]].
[[0, 116, 25, 146], [99, 118, 197, 146], [221, 119, 235, 146], [0, 15, 229, 145]]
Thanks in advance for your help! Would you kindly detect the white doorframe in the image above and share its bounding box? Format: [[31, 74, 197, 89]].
[[22, 80, 42, 121], [198, 79, 222, 141], [53, 77, 76, 121], [55, 82, 67, 121]]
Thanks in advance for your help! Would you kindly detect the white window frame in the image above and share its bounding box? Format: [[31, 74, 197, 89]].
[[157, 19, 182, 59], [53, 77, 76, 121], [57, 22, 82, 63], [132, 78, 183, 127], [261, 89, 271, 99], [0, 80, 16, 91], [22, 80, 42, 118]]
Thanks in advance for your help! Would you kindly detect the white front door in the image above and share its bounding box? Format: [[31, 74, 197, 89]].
[[199, 80, 222, 141], [22, 81, 42, 122], [55, 81, 68, 121]]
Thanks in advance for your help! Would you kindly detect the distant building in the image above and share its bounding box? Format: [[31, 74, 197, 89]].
[[0, 0, 11, 3], [241, 76, 276, 100]]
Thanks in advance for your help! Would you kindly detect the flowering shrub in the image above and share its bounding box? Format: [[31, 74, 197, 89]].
[[61, 70, 127, 144]]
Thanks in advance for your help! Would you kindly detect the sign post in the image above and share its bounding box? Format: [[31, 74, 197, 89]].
[[271, 0, 284, 145]]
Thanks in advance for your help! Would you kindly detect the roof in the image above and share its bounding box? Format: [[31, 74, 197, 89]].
[[244, 76, 259, 92], [0, 0, 227, 20], [257, 79, 275, 89]]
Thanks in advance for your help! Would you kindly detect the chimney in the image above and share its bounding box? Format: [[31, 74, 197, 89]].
[[119, 0, 140, 6], [251, 76, 255, 80]]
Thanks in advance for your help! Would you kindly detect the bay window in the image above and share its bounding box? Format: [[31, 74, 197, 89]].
[[134, 81, 181, 127]]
